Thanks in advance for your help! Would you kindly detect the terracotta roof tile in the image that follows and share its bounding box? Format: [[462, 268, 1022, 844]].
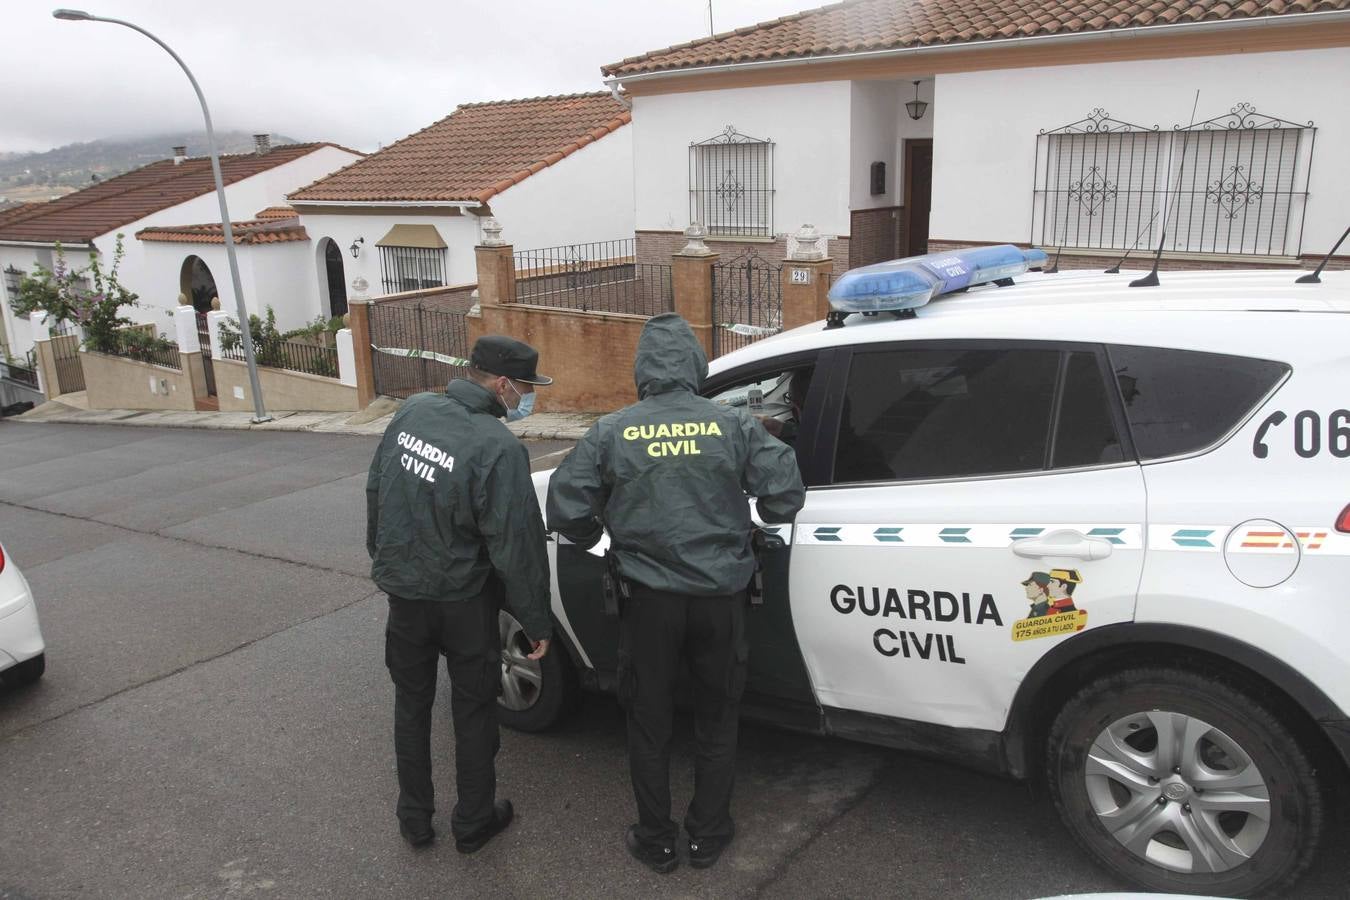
[[254, 205, 297, 219], [136, 216, 308, 246], [0, 144, 356, 245], [603, 0, 1350, 76], [287, 93, 630, 205]]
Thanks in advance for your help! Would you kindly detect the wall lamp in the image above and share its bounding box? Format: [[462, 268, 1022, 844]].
[[905, 80, 928, 121], [349, 236, 364, 258]]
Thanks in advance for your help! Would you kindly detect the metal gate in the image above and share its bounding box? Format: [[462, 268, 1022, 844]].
[[195, 312, 216, 397], [712, 249, 782, 358], [50, 327, 85, 395], [368, 302, 470, 399]]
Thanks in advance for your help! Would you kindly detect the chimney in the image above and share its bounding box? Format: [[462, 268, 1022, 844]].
[[253, 133, 271, 155], [172, 145, 187, 165]]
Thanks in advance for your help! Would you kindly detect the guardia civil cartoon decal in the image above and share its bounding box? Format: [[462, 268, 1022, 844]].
[[1011, 568, 1087, 641]]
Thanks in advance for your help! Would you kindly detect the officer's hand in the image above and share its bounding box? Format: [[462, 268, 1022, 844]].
[[527, 639, 550, 660], [755, 414, 784, 437]]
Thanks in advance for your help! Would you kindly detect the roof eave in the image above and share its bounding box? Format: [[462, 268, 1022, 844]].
[[604, 10, 1350, 84]]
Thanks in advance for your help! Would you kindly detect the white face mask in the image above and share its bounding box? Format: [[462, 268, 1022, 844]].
[[502, 379, 535, 422]]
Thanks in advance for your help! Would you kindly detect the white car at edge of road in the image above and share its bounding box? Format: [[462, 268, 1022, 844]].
[[0, 540, 46, 688]]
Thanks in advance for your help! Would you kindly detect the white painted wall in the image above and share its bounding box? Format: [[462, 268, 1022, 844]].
[[489, 125, 635, 251], [929, 47, 1349, 254], [850, 80, 901, 209], [295, 211, 481, 294], [632, 81, 853, 236], [0, 145, 361, 356]]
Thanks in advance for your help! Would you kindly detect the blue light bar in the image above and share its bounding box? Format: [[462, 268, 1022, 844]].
[[827, 245, 1049, 316]]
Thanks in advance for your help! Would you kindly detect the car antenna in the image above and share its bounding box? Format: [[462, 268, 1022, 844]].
[[1131, 90, 1201, 288], [1045, 245, 1063, 274], [1104, 209, 1164, 273], [1295, 224, 1350, 284]]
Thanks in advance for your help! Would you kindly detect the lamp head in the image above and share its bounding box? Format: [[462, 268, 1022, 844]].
[[52, 8, 95, 20]]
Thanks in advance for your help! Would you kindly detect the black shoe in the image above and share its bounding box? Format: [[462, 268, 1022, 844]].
[[455, 800, 514, 854], [688, 823, 735, 869], [399, 820, 435, 849], [625, 825, 679, 875]]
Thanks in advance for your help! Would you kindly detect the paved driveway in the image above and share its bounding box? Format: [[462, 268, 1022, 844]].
[[0, 423, 1344, 898]]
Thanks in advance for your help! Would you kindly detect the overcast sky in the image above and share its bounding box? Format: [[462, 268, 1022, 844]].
[[2, 0, 813, 154]]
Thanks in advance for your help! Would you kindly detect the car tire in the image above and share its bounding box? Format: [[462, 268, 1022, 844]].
[[1045, 665, 1323, 897], [3, 652, 45, 687], [496, 610, 578, 732]]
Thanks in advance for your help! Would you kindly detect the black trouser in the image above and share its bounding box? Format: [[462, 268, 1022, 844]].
[[385, 593, 500, 840], [618, 583, 748, 848]]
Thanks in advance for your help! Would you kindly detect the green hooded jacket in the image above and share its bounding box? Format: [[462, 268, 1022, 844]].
[[546, 313, 805, 596], [366, 379, 552, 639]]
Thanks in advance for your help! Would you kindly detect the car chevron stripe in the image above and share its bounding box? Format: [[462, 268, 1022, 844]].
[[794, 524, 1143, 548]]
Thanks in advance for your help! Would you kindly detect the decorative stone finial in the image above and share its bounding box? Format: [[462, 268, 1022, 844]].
[[679, 222, 713, 257], [787, 224, 828, 261], [350, 275, 369, 300], [480, 218, 506, 247], [210, 296, 221, 311]]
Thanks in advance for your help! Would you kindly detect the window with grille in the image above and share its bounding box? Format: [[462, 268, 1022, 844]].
[[378, 246, 446, 295], [1032, 105, 1315, 257], [690, 126, 774, 237]]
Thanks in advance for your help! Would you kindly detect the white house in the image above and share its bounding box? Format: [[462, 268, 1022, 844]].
[[0, 137, 363, 358], [285, 92, 634, 310], [603, 0, 1350, 274]]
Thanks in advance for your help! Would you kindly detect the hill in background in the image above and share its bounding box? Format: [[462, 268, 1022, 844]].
[[0, 131, 301, 203]]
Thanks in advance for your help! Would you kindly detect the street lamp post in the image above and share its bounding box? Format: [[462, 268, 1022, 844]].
[[54, 8, 271, 422]]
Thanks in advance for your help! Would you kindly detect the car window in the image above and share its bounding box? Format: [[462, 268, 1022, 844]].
[[1053, 351, 1125, 467], [707, 365, 816, 451], [832, 347, 1059, 483], [1108, 345, 1289, 459]]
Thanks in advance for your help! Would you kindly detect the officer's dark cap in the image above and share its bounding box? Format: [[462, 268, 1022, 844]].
[[470, 335, 552, 385]]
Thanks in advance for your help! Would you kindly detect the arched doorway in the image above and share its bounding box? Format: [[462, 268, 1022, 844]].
[[318, 238, 348, 319], [180, 255, 219, 313]]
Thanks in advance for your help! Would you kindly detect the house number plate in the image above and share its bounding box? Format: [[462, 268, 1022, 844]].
[[790, 268, 811, 284]]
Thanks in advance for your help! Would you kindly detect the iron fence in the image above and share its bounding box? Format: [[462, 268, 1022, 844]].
[[0, 346, 38, 389], [104, 337, 182, 370], [1032, 104, 1315, 257], [368, 302, 470, 399], [512, 240, 671, 316], [224, 338, 337, 379], [690, 126, 774, 237]]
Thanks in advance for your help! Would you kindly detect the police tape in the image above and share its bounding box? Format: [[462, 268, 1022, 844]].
[[719, 323, 780, 337], [371, 345, 472, 367]]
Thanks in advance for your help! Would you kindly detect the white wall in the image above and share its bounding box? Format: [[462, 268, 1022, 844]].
[[489, 125, 635, 250], [930, 47, 1349, 255], [850, 80, 901, 209], [296, 211, 481, 294], [632, 81, 853, 236]]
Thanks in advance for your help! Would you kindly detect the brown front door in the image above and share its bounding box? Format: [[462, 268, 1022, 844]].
[[904, 139, 933, 256]]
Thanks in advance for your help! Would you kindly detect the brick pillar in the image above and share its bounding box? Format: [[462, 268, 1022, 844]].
[[671, 224, 718, 359], [347, 300, 377, 409], [781, 225, 834, 330], [474, 217, 515, 306]]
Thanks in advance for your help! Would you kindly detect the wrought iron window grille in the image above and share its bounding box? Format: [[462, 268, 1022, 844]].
[[690, 126, 775, 238], [1031, 104, 1315, 257], [378, 245, 447, 296]]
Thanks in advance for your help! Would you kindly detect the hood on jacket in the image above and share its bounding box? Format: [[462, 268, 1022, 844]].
[[634, 313, 707, 399]]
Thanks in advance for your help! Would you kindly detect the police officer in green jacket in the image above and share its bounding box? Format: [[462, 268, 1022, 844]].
[[546, 313, 805, 874], [367, 335, 553, 854]]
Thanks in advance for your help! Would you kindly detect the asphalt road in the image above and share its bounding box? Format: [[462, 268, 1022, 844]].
[[0, 422, 1344, 899]]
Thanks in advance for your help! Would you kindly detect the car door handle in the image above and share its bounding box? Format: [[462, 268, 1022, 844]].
[[1012, 529, 1114, 560]]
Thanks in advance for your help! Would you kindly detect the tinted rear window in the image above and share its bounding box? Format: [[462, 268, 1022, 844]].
[[1109, 346, 1288, 459]]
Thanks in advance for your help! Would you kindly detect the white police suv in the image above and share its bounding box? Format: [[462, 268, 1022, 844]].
[[506, 246, 1350, 897]]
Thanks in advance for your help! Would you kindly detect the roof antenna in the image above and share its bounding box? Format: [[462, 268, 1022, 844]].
[[1045, 244, 1062, 274], [1295, 224, 1350, 284], [1105, 208, 1163, 273], [1131, 89, 1201, 288]]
